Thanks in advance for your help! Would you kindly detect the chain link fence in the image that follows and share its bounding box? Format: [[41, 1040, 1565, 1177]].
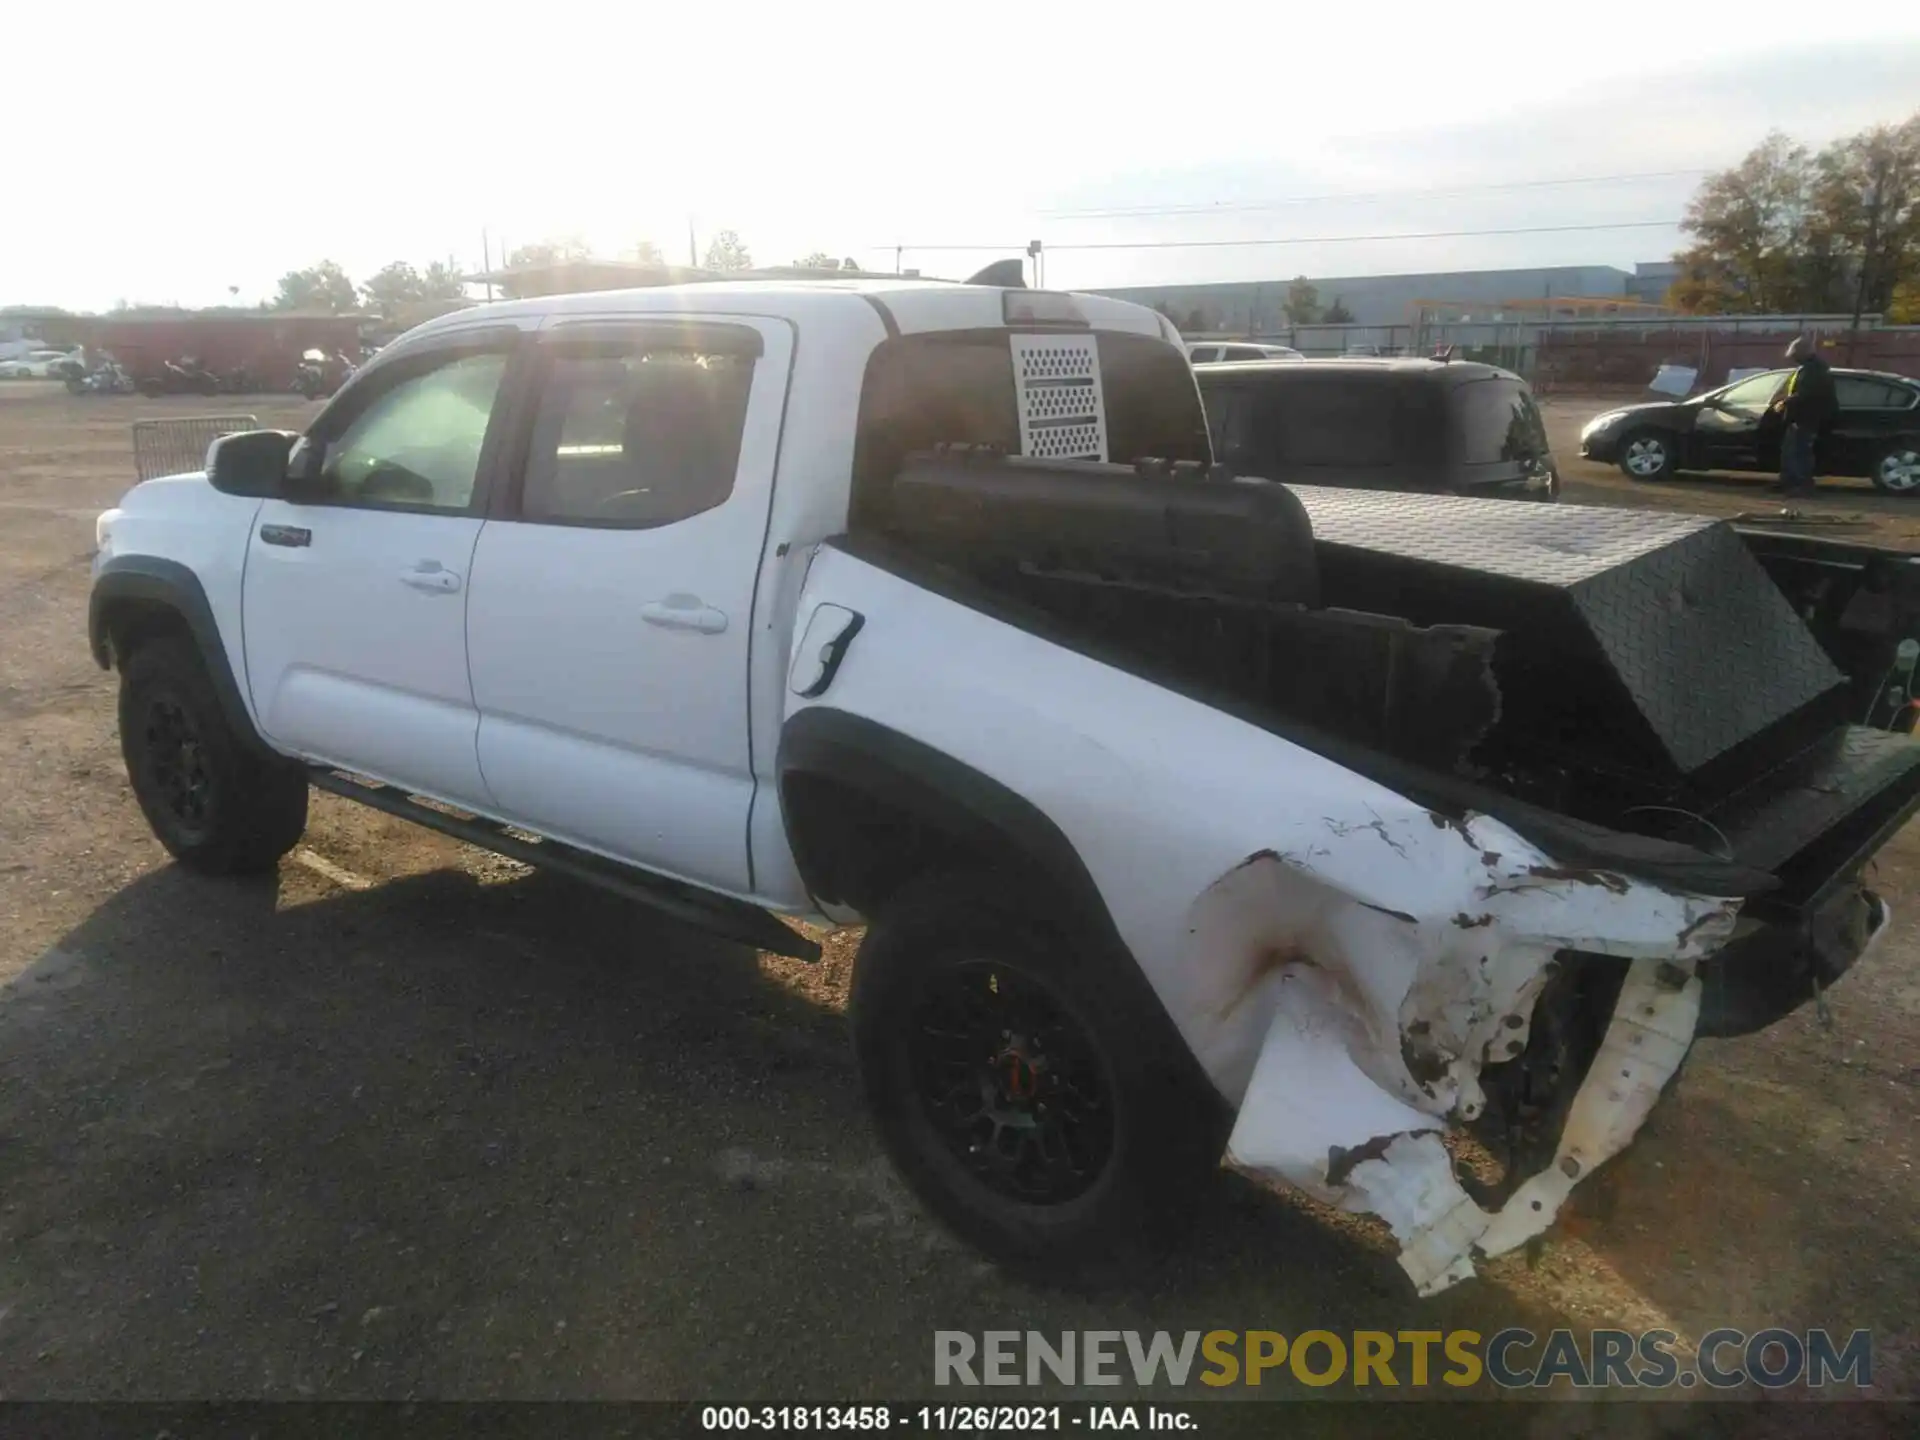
[[132, 415, 260, 483]]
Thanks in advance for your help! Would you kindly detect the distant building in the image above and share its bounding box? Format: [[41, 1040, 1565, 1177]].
[[1093, 264, 1652, 332], [1627, 260, 1682, 306]]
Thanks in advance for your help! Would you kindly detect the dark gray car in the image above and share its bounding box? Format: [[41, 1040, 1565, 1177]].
[[1195, 357, 1561, 500]]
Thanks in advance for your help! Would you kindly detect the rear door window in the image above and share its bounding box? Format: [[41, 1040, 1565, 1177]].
[[1266, 375, 1399, 469], [1188, 346, 1220, 364], [1835, 377, 1918, 410], [520, 346, 754, 527]]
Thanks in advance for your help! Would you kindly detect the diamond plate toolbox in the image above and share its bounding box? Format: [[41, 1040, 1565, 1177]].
[[1286, 486, 1847, 781]]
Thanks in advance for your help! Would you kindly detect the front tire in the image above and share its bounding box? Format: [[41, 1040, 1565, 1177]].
[[1870, 443, 1920, 496], [1618, 431, 1676, 482], [119, 636, 308, 875], [849, 871, 1229, 1272]]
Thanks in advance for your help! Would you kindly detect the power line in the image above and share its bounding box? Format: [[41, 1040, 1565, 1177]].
[[1038, 168, 1713, 221], [880, 218, 1683, 255]]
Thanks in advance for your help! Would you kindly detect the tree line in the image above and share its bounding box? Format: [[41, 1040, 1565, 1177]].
[[268, 230, 869, 316], [499, 232, 860, 277], [1670, 110, 1920, 320], [272, 259, 467, 316]]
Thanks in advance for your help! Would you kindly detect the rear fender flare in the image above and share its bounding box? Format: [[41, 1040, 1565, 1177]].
[[776, 705, 1229, 1108]]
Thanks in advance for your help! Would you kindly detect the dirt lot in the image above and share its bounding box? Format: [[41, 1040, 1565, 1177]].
[[1, 382, 1916, 1419]]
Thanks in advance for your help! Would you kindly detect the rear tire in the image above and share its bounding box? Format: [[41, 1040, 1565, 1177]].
[[1870, 443, 1920, 496], [1618, 431, 1676, 482], [849, 870, 1229, 1273], [118, 636, 308, 875]]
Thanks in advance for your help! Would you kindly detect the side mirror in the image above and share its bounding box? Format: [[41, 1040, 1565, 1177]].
[[206, 429, 297, 497]]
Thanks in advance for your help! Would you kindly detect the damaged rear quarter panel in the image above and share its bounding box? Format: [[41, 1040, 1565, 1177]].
[[790, 547, 1742, 1293]]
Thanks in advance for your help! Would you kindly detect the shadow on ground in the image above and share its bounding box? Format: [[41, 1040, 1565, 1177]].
[[0, 855, 1855, 1427]]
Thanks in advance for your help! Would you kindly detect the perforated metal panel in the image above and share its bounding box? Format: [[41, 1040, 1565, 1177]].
[[1011, 334, 1106, 461]]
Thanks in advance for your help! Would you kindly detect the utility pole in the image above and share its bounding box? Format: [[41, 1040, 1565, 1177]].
[[481, 229, 494, 302], [689, 217, 699, 270]]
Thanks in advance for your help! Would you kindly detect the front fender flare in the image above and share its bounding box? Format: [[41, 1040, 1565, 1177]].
[[90, 554, 269, 757]]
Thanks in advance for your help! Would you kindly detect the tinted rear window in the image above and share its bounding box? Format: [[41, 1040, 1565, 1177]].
[[1835, 376, 1918, 410], [1453, 378, 1549, 466], [852, 329, 1211, 522], [1273, 376, 1399, 467]]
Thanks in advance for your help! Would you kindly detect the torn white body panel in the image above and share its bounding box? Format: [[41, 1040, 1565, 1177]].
[[793, 547, 1747, 1294], [1208, 833, 1733, 1294]]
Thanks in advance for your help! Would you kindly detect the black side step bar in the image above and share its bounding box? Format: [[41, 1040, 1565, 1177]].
[[306, 768, 822, 962]]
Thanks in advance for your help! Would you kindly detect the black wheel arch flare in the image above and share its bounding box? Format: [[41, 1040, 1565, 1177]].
[[777, 705, 1232, 1112], [89, 555, 274, 758]]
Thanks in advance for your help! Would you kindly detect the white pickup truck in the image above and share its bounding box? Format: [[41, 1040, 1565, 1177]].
[[89, 278, 1920, 1295]]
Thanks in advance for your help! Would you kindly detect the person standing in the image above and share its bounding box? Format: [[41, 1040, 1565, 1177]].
[[1774, 335, 1837, 495]]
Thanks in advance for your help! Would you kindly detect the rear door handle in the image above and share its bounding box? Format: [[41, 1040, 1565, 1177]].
[[399, 562, 461, 594], [641, 594, 728, 634]]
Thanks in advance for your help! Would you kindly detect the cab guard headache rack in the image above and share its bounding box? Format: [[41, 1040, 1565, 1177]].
[[924, 446, 1237, 484]]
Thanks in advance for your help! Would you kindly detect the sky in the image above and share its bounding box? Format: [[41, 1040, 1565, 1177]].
[[7, 2, 1920, 311]]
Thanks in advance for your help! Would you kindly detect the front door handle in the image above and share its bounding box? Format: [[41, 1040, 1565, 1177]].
[[399, 562, 461, 594], [259, 523, 311, 548], [641, 594, 728, 634]]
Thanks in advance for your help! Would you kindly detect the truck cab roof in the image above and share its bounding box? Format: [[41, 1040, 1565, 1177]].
[[401, 279, 1174, 345]]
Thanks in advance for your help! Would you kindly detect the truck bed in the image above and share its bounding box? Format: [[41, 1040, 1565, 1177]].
[[864, 448, 1920, 914]]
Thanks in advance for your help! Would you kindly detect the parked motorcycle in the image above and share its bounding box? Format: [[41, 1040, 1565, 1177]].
[[137, 356, 221, 398], [294, 350, 327, 399], [217, 360, 261, 395], [295, 348, 355, 400], [61, 360, 136, 395]]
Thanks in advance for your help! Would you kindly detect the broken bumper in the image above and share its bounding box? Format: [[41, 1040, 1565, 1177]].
[[1202, 754, 1913, 1297]]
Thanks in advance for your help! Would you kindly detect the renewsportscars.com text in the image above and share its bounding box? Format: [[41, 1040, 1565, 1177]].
[[933, 1328, 1873, 1391]]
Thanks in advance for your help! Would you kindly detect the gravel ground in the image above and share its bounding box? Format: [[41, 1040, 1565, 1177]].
[[0, 382, 1915, 1419]]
